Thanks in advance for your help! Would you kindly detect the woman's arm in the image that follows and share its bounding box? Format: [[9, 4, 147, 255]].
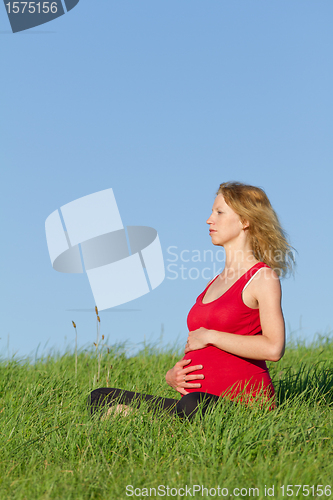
[[185, 268, 285, 362]]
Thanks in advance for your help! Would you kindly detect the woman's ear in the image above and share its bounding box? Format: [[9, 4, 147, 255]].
[[240, 218, 250, 230]]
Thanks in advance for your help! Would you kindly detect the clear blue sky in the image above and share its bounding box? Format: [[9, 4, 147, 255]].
[[1, 1, 333, 359]]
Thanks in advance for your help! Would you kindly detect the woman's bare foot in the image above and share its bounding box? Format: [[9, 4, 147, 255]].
[[113, 404, 133, 416], [101, 404, 134, 420]]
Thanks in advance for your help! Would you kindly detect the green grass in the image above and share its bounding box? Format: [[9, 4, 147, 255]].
[[1, 335, 333, 500]]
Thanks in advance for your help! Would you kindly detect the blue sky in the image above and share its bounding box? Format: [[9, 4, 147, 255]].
[[1, 1, 333, 360]]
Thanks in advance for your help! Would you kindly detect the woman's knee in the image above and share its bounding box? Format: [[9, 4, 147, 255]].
[[89, 388, 123, 414], [176, 392, 218, 420]]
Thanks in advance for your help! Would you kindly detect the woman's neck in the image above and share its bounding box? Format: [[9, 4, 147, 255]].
[[222, 248, 258, 276]]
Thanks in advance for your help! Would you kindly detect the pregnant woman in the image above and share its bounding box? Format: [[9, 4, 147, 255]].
[[90, 181, 295, 420]]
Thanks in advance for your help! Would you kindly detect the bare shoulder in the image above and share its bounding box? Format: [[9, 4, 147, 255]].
[[251, 267, 282, 301]]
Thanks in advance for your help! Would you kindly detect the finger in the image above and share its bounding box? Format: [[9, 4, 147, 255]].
[[178, 358, 192, 367], [184, 364, 203, 374], [177, 388, 189, 396], [184, 382, 202, 388], [185, 374, 205, 381]]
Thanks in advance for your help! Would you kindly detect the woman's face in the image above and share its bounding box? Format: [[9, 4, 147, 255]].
[[206, 194, 247, 247]]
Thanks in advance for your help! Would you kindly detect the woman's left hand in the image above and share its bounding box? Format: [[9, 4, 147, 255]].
[[184, 327, 211, 353]]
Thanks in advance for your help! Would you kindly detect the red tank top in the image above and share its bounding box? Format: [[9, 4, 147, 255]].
[[183, 262, 275, 403]]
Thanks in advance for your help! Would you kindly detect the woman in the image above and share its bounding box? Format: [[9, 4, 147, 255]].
[[90, 182, 295, 419]]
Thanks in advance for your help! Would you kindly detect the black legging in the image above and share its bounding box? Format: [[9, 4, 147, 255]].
[[89, 388, 220, 421]]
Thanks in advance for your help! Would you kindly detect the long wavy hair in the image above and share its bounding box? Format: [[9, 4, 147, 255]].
[[217, 181, 296, 278]]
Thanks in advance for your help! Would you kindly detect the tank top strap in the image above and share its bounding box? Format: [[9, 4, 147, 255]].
[[202, 273, 220, 293], [239, 262, 270, 292]]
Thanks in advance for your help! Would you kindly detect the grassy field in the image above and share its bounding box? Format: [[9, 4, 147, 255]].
[[1, 330, 333, 500]]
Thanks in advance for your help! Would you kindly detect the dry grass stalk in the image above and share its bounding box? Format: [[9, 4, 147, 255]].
[[72, 320, 78, 379]]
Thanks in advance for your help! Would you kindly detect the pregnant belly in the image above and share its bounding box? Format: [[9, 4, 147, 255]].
[[183, 346, 272, 398]]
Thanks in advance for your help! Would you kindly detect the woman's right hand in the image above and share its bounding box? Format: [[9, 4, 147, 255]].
[[165, 358, 204, 396]]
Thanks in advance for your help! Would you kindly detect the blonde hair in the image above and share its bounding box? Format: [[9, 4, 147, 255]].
[[217, 181, 296, 278]]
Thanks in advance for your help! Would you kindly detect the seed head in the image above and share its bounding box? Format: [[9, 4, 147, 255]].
[[97, 316, 100, 323], [95, 306, 98, 315], [72, 321, 76, 328]]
